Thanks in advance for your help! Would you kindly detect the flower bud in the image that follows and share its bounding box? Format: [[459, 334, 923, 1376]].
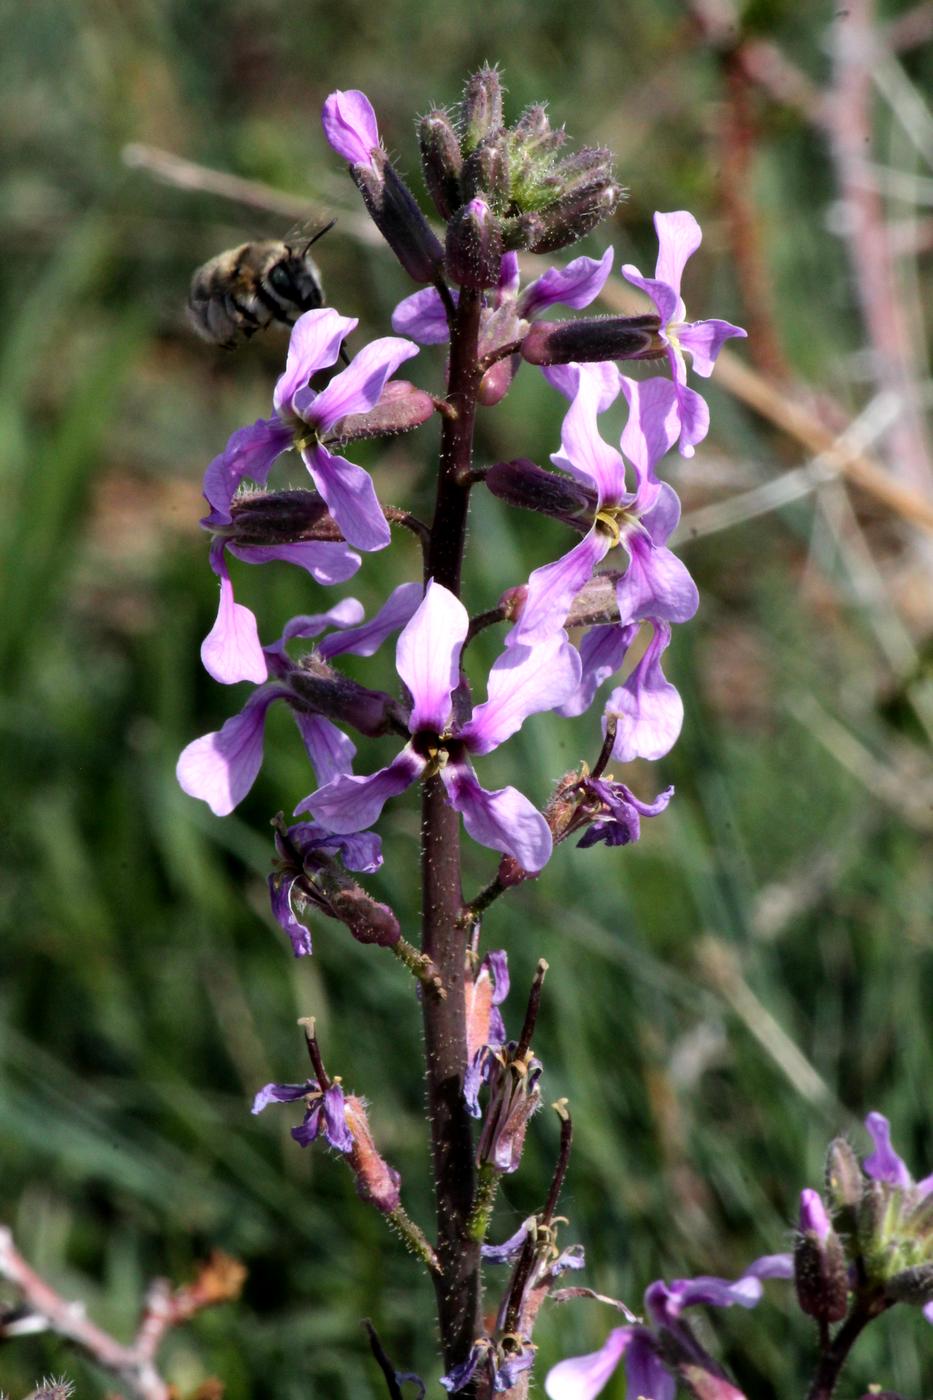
[[521, 313, 663, 366], [884, 1262, 933, 1306], [462, 65, 504, 151], [289, 658, 405, 737], [418, 108, 463, 219], [343, 1095, 402, 1212], [309, 870, 401, 948], [445, 197, 503, 289], [227, 489, 333, 544], [485, 457, 593, 525], [825, 1136, 863, 1225], [461, 133, 510, 207], [329, 381, 436, 443], [795, 1189, 848, 1322], [351, 150, 445, 283], [905, 1188, 933, 1240], [505, 181, 623, 254]]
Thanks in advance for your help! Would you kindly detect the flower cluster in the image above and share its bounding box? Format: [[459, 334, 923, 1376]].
[[174, 66, 750, 1398], [545, 1113, 933, 1400]]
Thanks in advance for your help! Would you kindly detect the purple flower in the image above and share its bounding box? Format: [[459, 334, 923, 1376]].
[[545, 1256, 793, 1400], [622, 210, 746, 457], [202, 308, 419, 561], [269, 820, 384, 956], [575, 776, 673, 847], [301, 580, 581, 871], [509, 363, 697, 649], [252, 1077, 354, 1152], [392, 248, 613, 405], [863, 1112, 932, 1195], [177, 585, 421, 816], [321, 89, 381, 167], [441, 1337, 537, 1395]]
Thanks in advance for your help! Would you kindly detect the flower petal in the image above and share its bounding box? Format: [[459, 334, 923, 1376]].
[[463, 633, 581, 756], [323, 1083, 353, 1152], [202, 540, 268, 685], [510, 529, 611, 647], [679, 317, 746, 377], [322, 89, 380, 165], [519, 247, 614, 319], [391, 286, 453, 343], [545, 1327, 633, 1400], [653, 210, 703, 296], [397, 581, 468, 734], [318, 581, 423, 661], [863, 1112, 912, 1188], [305, 336, 420, 434], [615, 532, 699, 627], [544, 359, 621, 410], [299, 747, 425, 832], [252, 1080, 314, 1114], [229, 540, 361, 586], [673, 379, 710, 458], [291, 711, 357, 785], [273, 308, 358, 417], [551, 364, 626, 500], [619, 266, 682, 329], [606, 622, 684, 762], [268, 874, 314, 957], [203, 417, 292, 525], [442, 762, 552, 871], [300, 442, 390, 552], [742, 1253, 794, 1281], [558, 623, 635, 719], [276, 597, 366, 647], [177, 683, 288, 816], [618, 374, 681, 490], [625, 1331, 675, 1400]]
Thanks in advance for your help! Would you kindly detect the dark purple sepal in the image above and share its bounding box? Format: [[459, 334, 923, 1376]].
[[289, 658, 406, 738], [445, 197, 503, 289], [461, 133, 510, 207], [522, 313, 663, 365], [885, 1263, 933, 1306], [225, 489, 333, 544], [351, 151, 445, 284], [485, 457, 594, 527], [505, 182, 623, 254], [418, 109, 463, 219]]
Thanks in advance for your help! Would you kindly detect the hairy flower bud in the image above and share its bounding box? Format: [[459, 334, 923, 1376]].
[[461, 133, 510, 207], [521, 313, 663, 366], [884, 1262, 933, 1305], [505, 182, 623, 254], [344, 1096, 402, 1212], [825, 1137, 864, 1224], [309, 869, 401, 948], [418, 108, 463, 219], [445, 197, 503, 289], [462, 65, 504, 150], [329, 380, 436, 442], [485, 457, 593, 526], [290, 657, 406, 737], [227, 489, 334, 544], [351, 151, 445, 283], [795, 1190, 849, 1322]]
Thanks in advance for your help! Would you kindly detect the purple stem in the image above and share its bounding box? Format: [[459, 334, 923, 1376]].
[[804, 1299, 884, 1400], [421, 286, 484, 1375]]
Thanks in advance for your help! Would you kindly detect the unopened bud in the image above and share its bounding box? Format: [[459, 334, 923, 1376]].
[[343, 1096, 402, 1212], [485, 457, 593, 524], [419, 109, 463, 219], [905, 1189, 933, 1240], [858, 1180, 903, 1278], [885, 1262, 933, 1305], [546, 146, 615, 202], [521, 314, 662, 366], [461, 133, 510, 207], [506, 182, 623, 254], [227, 489, 332, 544], [352, 151, 445, 283], [795, 1190, 848, 1322], [290, 659, 404, 737], [326, 880, 401, 948], [511, 103, 566, 157], [329, 381, 436, 442], [825, 1137, 864, 1225], [462, 65, 503, 150], [445, 197, 503, 289]]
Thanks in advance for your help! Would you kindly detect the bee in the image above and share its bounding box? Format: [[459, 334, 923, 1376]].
[[187, 221, 335, 349]]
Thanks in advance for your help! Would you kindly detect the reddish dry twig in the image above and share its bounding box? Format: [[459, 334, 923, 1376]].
[[0, 1227, 244, 1400]]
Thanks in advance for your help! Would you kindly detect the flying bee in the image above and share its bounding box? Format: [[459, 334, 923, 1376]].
[[187, 220, 335, 349]]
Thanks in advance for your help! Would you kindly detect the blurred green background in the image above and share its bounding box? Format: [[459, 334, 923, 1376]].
[[2, 1, 931, 1396]]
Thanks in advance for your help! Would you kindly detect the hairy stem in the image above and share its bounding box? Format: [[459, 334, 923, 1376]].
[[422, 287, 484, 1374], [804, 1300, 880, 1400]]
